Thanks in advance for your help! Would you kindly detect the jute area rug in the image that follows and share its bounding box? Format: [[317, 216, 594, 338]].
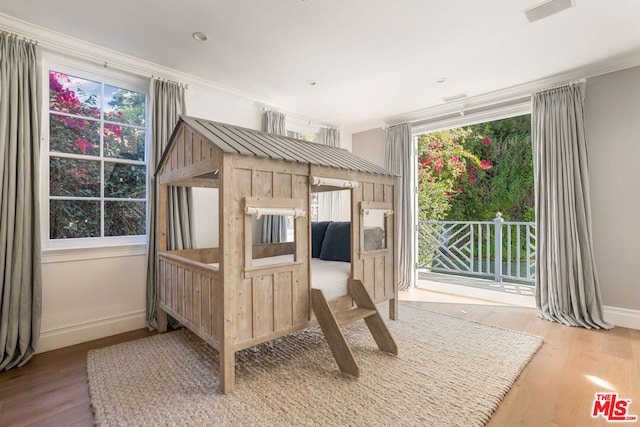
[[87, 303, 542, 426]]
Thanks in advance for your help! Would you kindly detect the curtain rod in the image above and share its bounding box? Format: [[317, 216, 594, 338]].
[[245, 206, 306, 219], [0, 29, 38, 46], [151, 75, 189, 89], [536, 78, 586, 95], [311, 176, 360, 189], [262, 107, 339, 131]]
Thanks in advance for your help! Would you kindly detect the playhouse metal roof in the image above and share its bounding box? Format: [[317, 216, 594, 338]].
[[178, 116, 395, 176]]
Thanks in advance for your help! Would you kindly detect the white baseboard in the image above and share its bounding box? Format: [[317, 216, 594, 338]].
[[32, 304, 638, 354], [604, 306, 640, 330], [37, 310, 147, 354]]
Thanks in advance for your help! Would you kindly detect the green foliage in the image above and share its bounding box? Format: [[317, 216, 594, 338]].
[[418, 128, 467, 220], [49, 157, 100, 197], [106, 89, 146, 126], [416, 127, 490, 221], [446, 115, 534, 222], [105, 201, 146, 236], [50, 200, 100, 239]]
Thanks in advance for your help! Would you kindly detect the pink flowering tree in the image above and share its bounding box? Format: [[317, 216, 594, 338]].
[[417, 128, 491, 220], [48, 71, 146, 238], [446, 115, 533, 221]]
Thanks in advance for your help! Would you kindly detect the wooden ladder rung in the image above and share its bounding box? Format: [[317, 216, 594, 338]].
[[311, 281, 397, 378], [334, 307, 377, 326]]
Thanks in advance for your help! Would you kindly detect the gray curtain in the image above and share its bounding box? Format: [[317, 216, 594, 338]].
[[385, 123, 416, 291], [532, 83, 611, 329], [261, 110, 287, 243], [0, 33, 42, 369], [265, 110, 286, 136], [145, 78, 192, 330], [317, 127, 342, 221]]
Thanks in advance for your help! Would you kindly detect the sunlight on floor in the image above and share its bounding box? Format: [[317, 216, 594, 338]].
[[400, 278, 536, 308], [585, 375, 616, 391]]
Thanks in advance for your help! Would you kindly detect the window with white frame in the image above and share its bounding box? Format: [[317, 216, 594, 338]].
[[286, 130, 316, 142], [47, 70, 148, 242]]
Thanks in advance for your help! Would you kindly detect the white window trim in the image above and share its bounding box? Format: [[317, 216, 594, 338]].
[[41, 243, 147, 264], [411, 100, 532, 136], [40, 57, 151, 253], [286, 116, 320, 141]]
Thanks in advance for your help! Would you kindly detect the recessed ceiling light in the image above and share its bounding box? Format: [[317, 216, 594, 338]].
[[435, 77, 447, 84], [192, 32, 208, 42]]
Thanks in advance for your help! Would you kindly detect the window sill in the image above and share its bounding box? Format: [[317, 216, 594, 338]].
[[42, 243, 147, 264]]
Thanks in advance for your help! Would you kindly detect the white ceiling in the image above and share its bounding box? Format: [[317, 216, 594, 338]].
[[1, 0, 640, 130]]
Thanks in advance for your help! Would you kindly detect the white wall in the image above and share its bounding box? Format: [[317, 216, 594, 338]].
[[585, 65, 640, 317], [185, 87, 263, 130], [352, 128, 386, 168], [40, 250, 147, 352], [187, 87, 264, 249]]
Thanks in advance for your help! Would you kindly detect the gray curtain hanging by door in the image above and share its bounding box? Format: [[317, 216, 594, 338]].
[[145, 79, 193, 330], [385, 123, 416, 291], [261, 111, 287, 243], [0, 33, 42, 369], [532, 83, 611, 329], [317, 127, 342, 221]]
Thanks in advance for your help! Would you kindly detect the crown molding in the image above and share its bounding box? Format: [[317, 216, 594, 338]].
[[0, 13, 275, 112]]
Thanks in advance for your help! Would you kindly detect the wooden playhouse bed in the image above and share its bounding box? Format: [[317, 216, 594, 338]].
[[155, 117, 398, 393]]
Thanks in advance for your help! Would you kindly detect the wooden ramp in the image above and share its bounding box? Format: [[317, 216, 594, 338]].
[[311, 279, 398, 377]]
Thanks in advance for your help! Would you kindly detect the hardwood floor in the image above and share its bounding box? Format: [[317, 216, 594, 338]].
[[1, 289, 638, 427], [0, 329, 155, 427], [401, 288, 640, 427]]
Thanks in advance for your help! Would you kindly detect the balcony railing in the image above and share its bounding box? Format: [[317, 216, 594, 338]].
[[418, 213, 536, 284]]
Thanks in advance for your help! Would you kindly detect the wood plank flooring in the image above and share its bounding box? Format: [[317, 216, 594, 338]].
[[0, 329, 155, 427], [0, 289, 638, 427]]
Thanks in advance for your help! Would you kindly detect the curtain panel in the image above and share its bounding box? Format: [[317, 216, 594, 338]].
[[145, 78, 192, 330], [317, 127, 342, 221], [261, 110, 287, 243], [0, 33, 42, 369], [532, 83, 611, 329], [385, 123, 416, 291]]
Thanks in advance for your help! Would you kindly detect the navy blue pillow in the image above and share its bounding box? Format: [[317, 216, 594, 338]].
[[319, 221, 351, 262], [311, 221, 331, 258]]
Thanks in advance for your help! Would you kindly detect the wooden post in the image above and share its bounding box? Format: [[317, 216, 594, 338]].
[[219, 154, 236, 394], [494, 212, 503, 283], [390, 176, 400, 320], [311, 289, 360, 377]]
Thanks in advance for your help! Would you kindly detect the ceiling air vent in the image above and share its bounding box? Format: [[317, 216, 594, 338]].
[[441, 93, 468, 103], [524, 0, 574, 23]]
